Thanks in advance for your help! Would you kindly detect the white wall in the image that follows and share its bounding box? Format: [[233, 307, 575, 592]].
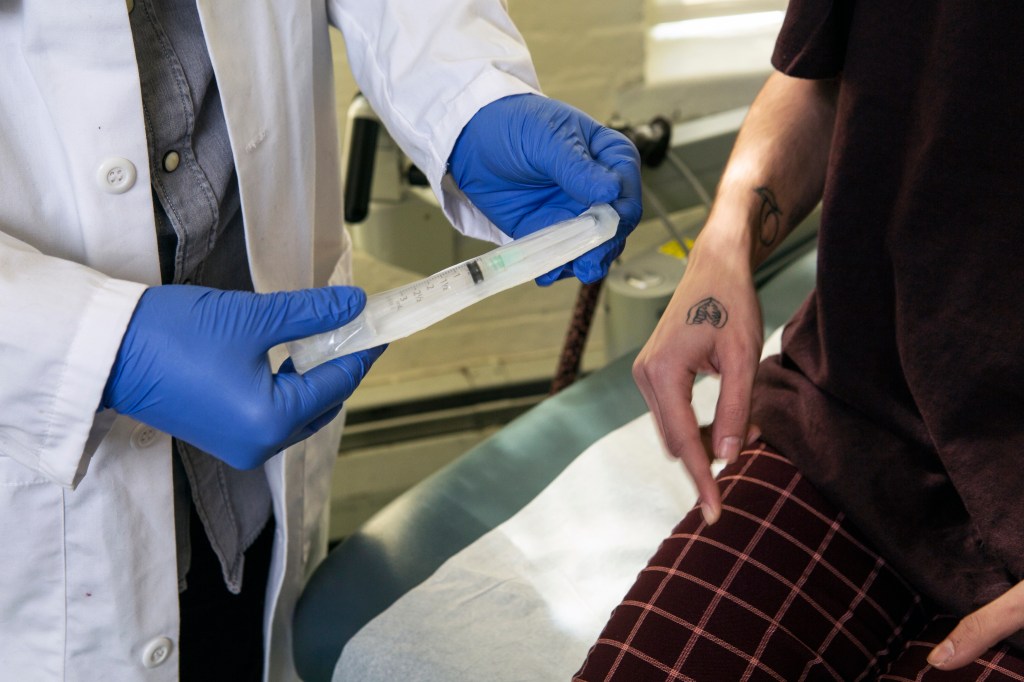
[[328, 0, 646, 138], [509, 0, 644, 120]]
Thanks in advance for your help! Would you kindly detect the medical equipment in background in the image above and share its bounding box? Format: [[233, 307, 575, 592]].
[[551, 116, 683, 392], [288, 205, 618, 372], [599, 114, 709, 361], [338, 91, 624, 395], [604, 244, 689, 361], [341, 93, 492, 276]]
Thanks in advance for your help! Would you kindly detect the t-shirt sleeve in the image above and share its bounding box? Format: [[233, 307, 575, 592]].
[[772, 0, 854, 78]]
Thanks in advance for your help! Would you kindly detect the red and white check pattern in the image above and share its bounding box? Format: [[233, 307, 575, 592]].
[[575, 446, 1024, 681]]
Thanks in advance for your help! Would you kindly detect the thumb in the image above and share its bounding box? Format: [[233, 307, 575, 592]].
[[711, 353, 757, 465], [256, 286, 367, 347], [708, 358, 757, 464], [299, 344, 386, 406], [572, 235, 625, 283], [927, 583, 1024, 670], [275, 344, 387, 450]]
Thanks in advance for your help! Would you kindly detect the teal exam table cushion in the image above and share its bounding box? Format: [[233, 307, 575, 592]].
[[294, 248, 818, 682]]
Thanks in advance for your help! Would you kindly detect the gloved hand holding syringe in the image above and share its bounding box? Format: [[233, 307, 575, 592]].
[[287, 204, 619, 373]]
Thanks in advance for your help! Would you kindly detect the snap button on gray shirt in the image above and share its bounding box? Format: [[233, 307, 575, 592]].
[[129, 0, 273, 594]]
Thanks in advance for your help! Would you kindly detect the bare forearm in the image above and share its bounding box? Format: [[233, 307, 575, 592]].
[[701, 72, 838, 267], [631, 77, 836, 518]]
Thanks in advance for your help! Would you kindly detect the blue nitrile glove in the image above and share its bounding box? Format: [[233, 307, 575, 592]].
[[449, 93, 642, 285], [101, 285, 384, 470]]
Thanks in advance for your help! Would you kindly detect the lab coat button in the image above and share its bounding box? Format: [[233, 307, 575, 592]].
[[141, 637, 173, 668], [97, 158, 137, 194], [131, 425, 159, 449]]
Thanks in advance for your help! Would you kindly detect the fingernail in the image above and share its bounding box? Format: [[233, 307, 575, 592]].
[[701, 502, 720, 526], [717, 437, 741, 464], [927, 639, 955, 668], [745, 424, 762, 445]]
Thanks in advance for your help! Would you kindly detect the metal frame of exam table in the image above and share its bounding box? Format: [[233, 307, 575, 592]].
[[293, 241, 819, 682]]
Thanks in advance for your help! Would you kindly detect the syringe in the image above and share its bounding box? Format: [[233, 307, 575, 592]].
[[286, 203, 619, 373]]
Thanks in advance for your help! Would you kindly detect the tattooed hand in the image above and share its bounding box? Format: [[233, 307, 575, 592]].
[[633, 227, 764, 526], [686, 297, 729, 328]]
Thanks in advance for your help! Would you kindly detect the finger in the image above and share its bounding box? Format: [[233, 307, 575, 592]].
[[510, 201, 582, 240], [711, 349, 759, 464], [281, 404, 346, 450], [274, 344, 376, 452], [702, 425, 761, 463], [572, 236, 625, 283], [523, 203, 606, 283], [535, 264, 574, 286], [304, 344, 386, 410], [633, 359, 722, 524], [611, 183, 643, 235], [278, 344, 386, 427], [258, 286, 368, 347], [306, 404, 345, 434], [927, 582, 1024, 669], [573, 133, 640, 282], [541, 130, 622, 208], [590, 127, 643, 232]]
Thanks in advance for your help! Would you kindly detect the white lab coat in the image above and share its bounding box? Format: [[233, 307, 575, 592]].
[[0, 1, 538, 679]]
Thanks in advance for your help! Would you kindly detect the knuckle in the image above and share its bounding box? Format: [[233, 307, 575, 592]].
[[238, 400, 270, 432], [724, 337, 761, 367], [660, 432, 687, 457], [683, 460, 715, 488], [632, 358, 651, 384], [715, 402, 749, 428], [663, 432, 701, 461], [959, 612, 987, 640], [1007, 599, 1024, 625], [634, 355, 671, 382], [238, 405, 289, 456]]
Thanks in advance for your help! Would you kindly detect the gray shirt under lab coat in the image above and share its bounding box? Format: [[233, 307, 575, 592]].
[[130, 0, 272, 594]]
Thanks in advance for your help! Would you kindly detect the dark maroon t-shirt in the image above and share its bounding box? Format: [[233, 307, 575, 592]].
[[751, 0, 1024, 637]]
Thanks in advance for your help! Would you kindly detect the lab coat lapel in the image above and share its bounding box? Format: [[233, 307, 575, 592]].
[[195, 0, 317, 294]]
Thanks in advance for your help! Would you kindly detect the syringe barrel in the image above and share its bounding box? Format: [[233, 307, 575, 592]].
[[286, 203, 619, 373]]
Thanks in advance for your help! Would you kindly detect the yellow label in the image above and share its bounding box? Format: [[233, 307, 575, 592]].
[[658, 238, 695, 260]]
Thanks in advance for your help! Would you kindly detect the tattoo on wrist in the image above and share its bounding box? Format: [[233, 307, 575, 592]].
[[686, 297, 728, 328], [754, 186, 782, 246]]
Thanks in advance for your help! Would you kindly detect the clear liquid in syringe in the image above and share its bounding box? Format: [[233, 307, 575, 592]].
[[384, 261, 477, 313], [370, 258, 491, 339], [373, 247, 523, 336]]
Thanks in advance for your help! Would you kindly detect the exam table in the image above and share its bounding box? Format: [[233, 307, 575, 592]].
[[293, 246, 818, 682]]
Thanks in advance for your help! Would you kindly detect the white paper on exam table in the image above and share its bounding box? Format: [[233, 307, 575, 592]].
[[332, 329, 786, 681]]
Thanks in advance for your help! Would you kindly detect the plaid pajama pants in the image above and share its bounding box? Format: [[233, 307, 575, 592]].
[[575, 445, 1024, 681]]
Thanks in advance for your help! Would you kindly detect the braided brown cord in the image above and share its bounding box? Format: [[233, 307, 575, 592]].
[[549, 279, 605, 395]]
